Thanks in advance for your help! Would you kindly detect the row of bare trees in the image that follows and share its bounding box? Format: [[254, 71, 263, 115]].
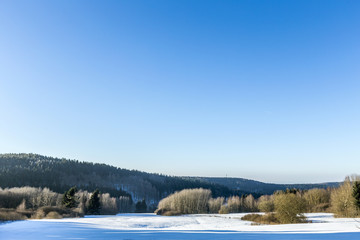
[[0, 186, 133, 218], [155, 175, 360, 218], [156, 188, 211, 215], [155, 188, 258, 215]]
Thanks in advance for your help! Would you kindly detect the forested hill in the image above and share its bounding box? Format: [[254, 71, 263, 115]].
[[0, 153, 243, 204], [0, 154, 339, 204], [188, 177, 339, 195]]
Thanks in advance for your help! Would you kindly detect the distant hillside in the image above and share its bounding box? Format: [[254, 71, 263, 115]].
[[0, 153, 243, 205], [0, 154, 340, 206], [188, 177, 340, 195]]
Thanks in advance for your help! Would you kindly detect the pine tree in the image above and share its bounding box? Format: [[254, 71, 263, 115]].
[[88, 189, 101, 214], [62, 186, 78, 208], [352, 181, 360, 209], [135, 199, 147, 213]]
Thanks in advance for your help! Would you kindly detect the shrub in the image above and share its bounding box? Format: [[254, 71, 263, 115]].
[[16, 199, 27, 211], [0, 209, 26, 221], [46, 211, 62, 219], [155, 188, 211, 215], [159, 210, 182, 216], [331, 178, 359, 217], [33, 206, 81, 218], [208, 197, 224, 213], [218, 205, 229, 214], [32, 209, 46, 219], [223, 195, 258, 213], [100, 193, 118, 214], [243, 195, 257, 212], [303, 188, 330, 212], [241, 213, 261, 222], [227, 196, 242, 213], [0, 187, 59, 209], [38, 206, 70, 216], [241, 213, 279, 225], [274, 193, 306, 224], [257, 195, 274, 213]]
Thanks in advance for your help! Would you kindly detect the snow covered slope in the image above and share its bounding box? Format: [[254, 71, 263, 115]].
[[1, 213, 360, 239]]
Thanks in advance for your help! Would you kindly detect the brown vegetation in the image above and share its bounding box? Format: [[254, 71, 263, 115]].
[[330, 176, 360, 217], [273, 192, 306, 224], [0, 186, 133, 221], [155, 188, 211, 215], [241, 213, 279, 225]]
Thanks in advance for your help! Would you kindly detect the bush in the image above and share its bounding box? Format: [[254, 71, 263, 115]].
[[257, 195, 274, 213], [155, 188, 211, 215], [0, 186, 125, 219], [33, 206, 81, 218], [227, 196, 242, 213], [100, 193, 118, 214], [0, 209, 26, 221], [241, 213, 279, 225], [303, 188, 330, 212], [159, 210, 182, 216], [218, 205, 229, 214], [243, 195, 257, 212], [46, 211, 62, 219], [0, 187, 60, 209], [208, 197, 224, 213], [274, 193, 306, 224], [76, 190, 132, 215], [38, 206, 68, 215], [331, 178, 360, 217], [222, 195, 258, 213], [32, 209, 46, 219]]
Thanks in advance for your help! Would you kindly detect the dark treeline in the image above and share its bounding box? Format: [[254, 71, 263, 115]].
[[190, 177, 340, 195], [0, 153, 248, 207], [0, 153, 338, 210]]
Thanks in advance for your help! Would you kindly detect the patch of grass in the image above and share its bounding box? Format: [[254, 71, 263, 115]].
[[46, 211, 62, 219], [241, 213, 308, 225], [154, 208, 181, 216], [0, 206, 83, 221], [241, 213, 280, 225], [0, 209, 27, 221], [32, 206, 83, 219]]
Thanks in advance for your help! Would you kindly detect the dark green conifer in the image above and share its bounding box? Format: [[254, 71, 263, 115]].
[[352, 181, 360, 209], [135, 199, 147, 213], [62, 186, 78, 208], [88, 189, 101, 214]]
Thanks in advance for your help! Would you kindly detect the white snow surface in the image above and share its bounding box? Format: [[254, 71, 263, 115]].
[[1, 213, 360, 239]]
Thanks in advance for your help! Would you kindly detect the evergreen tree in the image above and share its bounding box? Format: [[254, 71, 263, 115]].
[[352, 181, 360, 209], [62, 186, 78, 208], [135, 199, 147, 213], [88, 189, 101, 214]]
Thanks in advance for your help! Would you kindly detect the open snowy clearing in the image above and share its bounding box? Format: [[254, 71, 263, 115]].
[[1, 213, 360, 239]]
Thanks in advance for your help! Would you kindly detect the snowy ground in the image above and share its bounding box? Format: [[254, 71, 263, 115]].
[[1, 213, 360, 239]]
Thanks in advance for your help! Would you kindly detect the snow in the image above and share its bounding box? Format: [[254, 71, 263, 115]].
[[1, 213, 360, 239]]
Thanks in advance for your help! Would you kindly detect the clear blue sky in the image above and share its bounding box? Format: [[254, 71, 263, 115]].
[[0, 0, 359, 183]]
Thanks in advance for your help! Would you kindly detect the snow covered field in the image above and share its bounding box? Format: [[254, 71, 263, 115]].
[[1, 213, 360, 239]]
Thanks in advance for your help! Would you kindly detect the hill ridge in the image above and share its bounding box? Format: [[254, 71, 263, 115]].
[[0, 153, 339, 205]]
